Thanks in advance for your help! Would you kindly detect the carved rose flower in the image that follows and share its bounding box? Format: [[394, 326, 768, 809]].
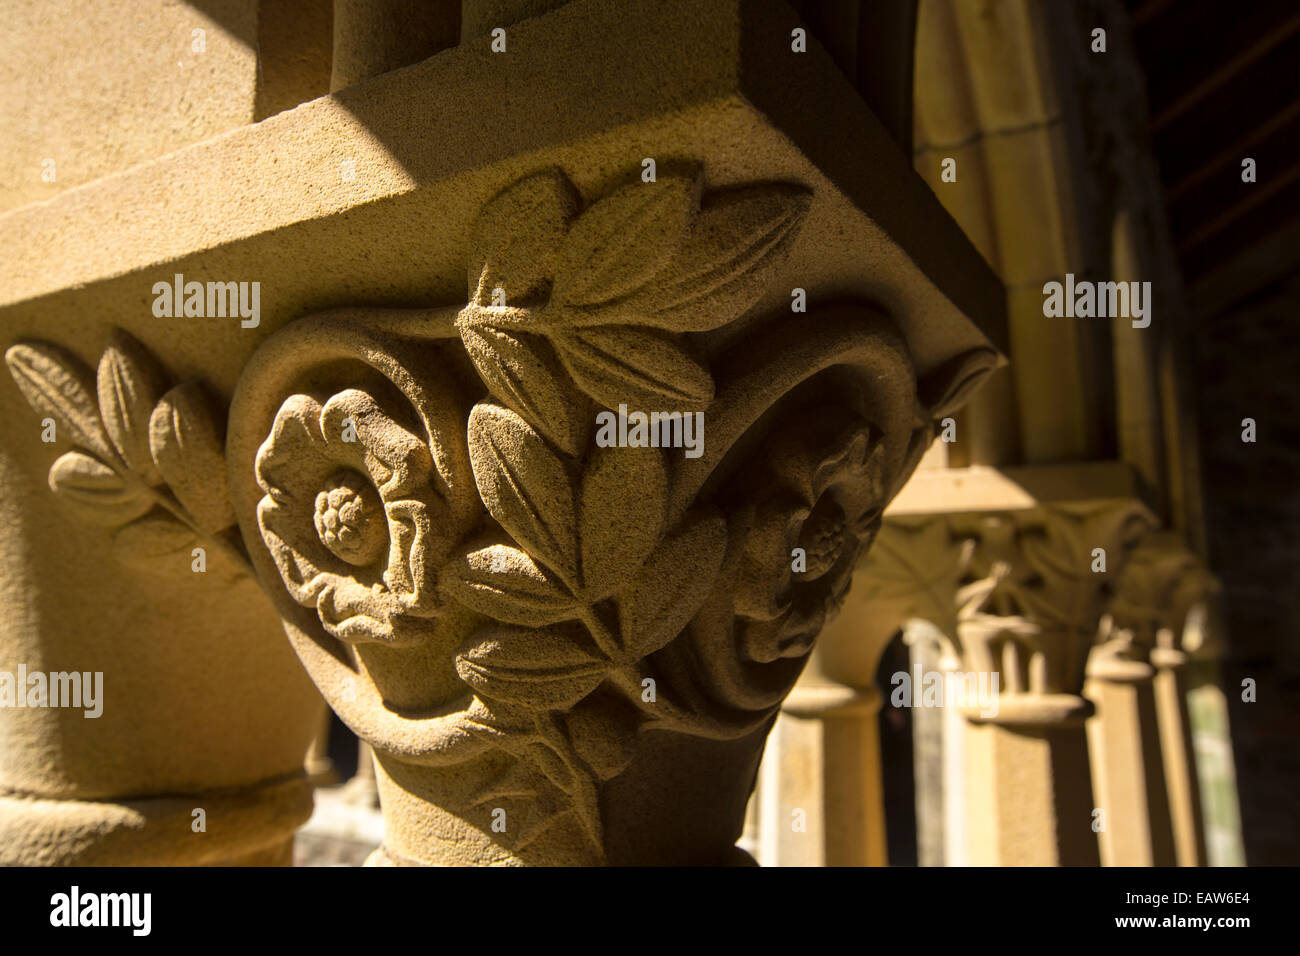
[[255, 389, 444, 644], [734, 410, 887, 663]]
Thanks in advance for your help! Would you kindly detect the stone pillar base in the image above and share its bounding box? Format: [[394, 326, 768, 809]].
[[0, 775, 312, 866]]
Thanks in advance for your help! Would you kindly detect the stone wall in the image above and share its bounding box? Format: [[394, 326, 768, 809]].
[[1195, 270, 1300, 865]]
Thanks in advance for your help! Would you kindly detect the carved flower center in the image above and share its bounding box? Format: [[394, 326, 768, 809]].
[[313, 470, 387, 566], [797, 496, 847, 580]]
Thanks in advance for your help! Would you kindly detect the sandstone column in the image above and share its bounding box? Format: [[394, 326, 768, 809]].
[[1150, 564, 1218, 867], [1082, 625, 1175, 866], [1107, 538, 1221, 867], [0, 332, 324, 865], [858, 476, 1154, 866], [784, 515, 974, 867], [1181, 598, 1246, 866], [957, 570, 1099, 867], [0, 0, 328, 867], [756, 640, 889, 867], [1152, 625, 1207, 867], [1086, 533, 1212, 866], [904, 620, 949, 866], [957, 503, 1154, 866], [938, 629, 970, 866]]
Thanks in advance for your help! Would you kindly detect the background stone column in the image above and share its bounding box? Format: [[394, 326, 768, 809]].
[[0, 333, 324, 865], [964, 690, 1099, 866], [1152, 626, 1207, 866], [904, 620, 948, 866], [1083, 628, 1176, 866], [758, 673, 885, 867], [306, 708, 339, 786], [852, 494, 1153, 865], [1096, 533, 1215, 866], [938, 632, 970, 866], [754, 602, 896, 868], [957, 575, 1100, 866], [1182, 595, 1246, 866]]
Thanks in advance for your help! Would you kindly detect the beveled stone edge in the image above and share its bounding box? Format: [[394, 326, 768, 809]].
[[0, 0, 1005, 365], [885, 459, 1161, 517]]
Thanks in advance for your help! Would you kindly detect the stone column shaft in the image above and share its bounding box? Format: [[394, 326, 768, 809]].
[[758, 683, 886, 867], [965, 706, 1099, 866], [1083, 649, 1176, 866], [907, 622, 947, 866], [1101, 536, 1222, 866], [1151, 640, 1207, 866]]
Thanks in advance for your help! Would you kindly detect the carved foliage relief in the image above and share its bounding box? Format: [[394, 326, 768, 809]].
[[858, 504, 1155, 700], [5, 332, 243, 576], [9, 165, 994, 861]]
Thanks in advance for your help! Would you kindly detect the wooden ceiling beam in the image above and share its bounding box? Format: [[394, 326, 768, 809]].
[[1153, 10, 1300, 132], [1167, 97, 1300, 200]]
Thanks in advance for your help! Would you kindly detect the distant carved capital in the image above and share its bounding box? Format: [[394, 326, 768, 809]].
[[219, 164, 994, 864], [850, 516, 974, 644], [856, 499, 1154, 721], [1104, 531, 1219, 670]]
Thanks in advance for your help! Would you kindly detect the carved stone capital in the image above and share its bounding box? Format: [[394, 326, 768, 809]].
[[1085, 620, 1157, 685], [215, 165, 996, 865], [856, 499, 1153, 724], [1104, 530, 1219, 670], [2, 331, 322, 865]]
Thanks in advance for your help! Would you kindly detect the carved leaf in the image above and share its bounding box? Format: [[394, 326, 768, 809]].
[[919, 347, 999, 420], [858, 522, 968, 639], [456, 626, 607, 710], [457, 308, 587, 456], [469, 758, 541, 805], [498, 777, 569, 852], [97, 330, 168, 484], [1018, 507, 1150, 633], [1017, 520, 1096, 633], [1020, 517, 1091, 583], [5, 342, 115, 460], [460, 695, 528, 743], [466, 754, 572, 853], [113, 513, 199, 573], [149, 382, 235, 534], [469, 169, 579, 306], [565, 692, 641, 780], [578, 443, 667, 600], [554, 325, 714, 410], [48, 451, 128, 501], [621, 509, 727, 659], [47, 450, 144, 512], [552, 174, 698, 307], [467, 403, 579, 584], [442, 543, 580, 626], [580, 185, 811, 332]]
